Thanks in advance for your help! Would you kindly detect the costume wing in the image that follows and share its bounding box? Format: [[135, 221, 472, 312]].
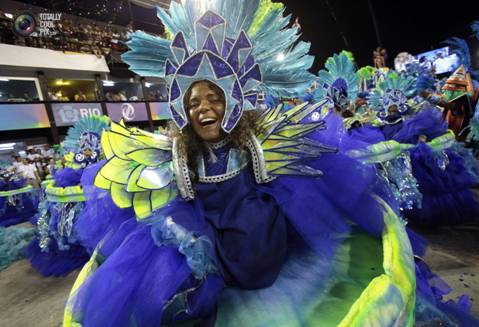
[[94, 121, 177, 220], [348, 140, 415, 164], [254, 100, 336, 177]]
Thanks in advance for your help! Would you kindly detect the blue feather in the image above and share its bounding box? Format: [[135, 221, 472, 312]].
[[443, 37, 471, 70], [121, 31, 172, 77], [415, 74, 435, 92], [315, 53, 358, 102], [126, 1, 316, 99]]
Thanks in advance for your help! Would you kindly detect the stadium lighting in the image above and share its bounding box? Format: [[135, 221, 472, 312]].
[[0, 143, 16, 150], [103, 80, 115, 86], [55, 79, 71, 86]]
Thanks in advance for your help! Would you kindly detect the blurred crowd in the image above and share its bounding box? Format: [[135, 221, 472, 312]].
[[0, 10, 130, 56], [8, 145, 59, 187]]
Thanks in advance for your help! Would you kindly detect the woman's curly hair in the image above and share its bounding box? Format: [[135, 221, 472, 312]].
[[169, 80, 260, 172]]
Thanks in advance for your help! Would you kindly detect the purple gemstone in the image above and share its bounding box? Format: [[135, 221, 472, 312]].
[[170, 106, 186, 128], [239, 55, 255, 76], [227, 31, 252, 72], [207, 53, 234, 79], [171, 32, 189, 54], [235, 31, 252, 50], [231, 80, 243, 101], [240, 64, 262, 87], [165, 59, 177, 76], [202, 33, 219, 54], [197, 11, 225, 29], [222, 38, 234, 58], [177, 52, 204, 76], [170, 79, 181, 100]]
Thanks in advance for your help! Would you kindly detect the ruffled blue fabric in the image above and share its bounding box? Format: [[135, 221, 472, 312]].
[[393, 107, 447, 144], [24, 166, 94, 276], [0, 177, 38, 227], [0, 176, 27, 191], [65, 130, 478, 326], [415, 259, 479, 326], [24, 237, 89, 277], [67, 141, 397, 327], [406, 142, 479, 226], [53, 167, 83, 187], [74, 161, 134, 254], [150, 214, 218, 279], [25, 199, 90, 277], [308, 112, 376, 153], [348, 123, 385, 144]]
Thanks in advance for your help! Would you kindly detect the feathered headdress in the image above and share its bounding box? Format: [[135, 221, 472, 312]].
[[122, 0, 315, 132], [62, 116, 110, 165], [314, 51, 358, 110], [369, 73, 416, 121]]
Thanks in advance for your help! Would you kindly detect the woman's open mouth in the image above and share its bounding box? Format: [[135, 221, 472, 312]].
[[200, 117, 218, 128]]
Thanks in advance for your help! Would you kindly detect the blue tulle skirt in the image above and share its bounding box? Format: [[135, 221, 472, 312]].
[[54, 167, 84, 187], [24, 237, 89, 277], [405, 143, 479, 226], [0, 192, 38, 227], [65, 150, 411, 326], [0, 178, 38, 227], [74, 161, 134, 255]]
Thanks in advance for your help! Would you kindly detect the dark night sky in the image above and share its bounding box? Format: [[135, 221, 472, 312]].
[[280, 0, 479, 72]]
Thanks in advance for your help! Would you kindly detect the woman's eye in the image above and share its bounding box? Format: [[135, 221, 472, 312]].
[[208, 95, 220, 102]]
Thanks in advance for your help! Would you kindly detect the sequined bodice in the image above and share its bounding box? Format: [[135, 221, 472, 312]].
[[197, 139, 249, 183]]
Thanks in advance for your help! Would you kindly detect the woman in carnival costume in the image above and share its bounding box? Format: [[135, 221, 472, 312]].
[[349, 70, 479, 226], [308, 51, 383, 152], [24, 116, 124, 276], [0, 163, 39, 227], [64, 1, 477, 326]]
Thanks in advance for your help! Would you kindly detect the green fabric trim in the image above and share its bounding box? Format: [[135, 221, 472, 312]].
[[45, 184, 85, 203], [348, 140, 414, 164], [338, 198, 415, 327], [0, 185, 35, 197], [427, 131, 455, 152]]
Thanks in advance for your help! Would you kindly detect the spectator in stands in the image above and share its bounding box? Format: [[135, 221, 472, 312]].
[[11, 155, 22, 171], [105, 92, 113, 101], [74, 90, 87, 101], [18, 158, 40, 187], [26, 148, 38, 161], [48, 90, 59, 101], [34, 157, 44, 180], [47, 158, 56, 176], [42, 144, 55, 158], [118, 91, 127, 101]]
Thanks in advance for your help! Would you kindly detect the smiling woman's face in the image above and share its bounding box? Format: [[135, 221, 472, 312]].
[[185, 80, 226, 142]]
